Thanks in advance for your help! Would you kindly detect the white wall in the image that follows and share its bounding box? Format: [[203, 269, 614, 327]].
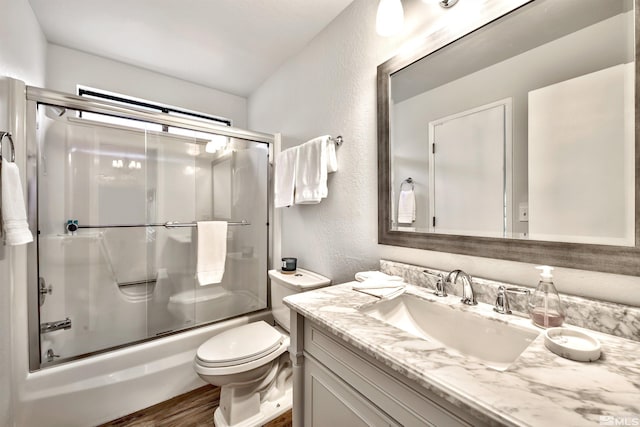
[[248, 0, 640, 306], [46, 44, 249, 128], [0, 0, 46, 425]]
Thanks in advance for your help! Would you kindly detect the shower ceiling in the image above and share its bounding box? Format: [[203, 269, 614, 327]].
[[27, 0, 355, 97]]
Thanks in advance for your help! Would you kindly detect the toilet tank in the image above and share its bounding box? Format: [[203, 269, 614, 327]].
[[268, 268, 331, 332]]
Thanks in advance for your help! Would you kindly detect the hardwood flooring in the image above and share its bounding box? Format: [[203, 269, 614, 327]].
[[99, 385, 292, 427]]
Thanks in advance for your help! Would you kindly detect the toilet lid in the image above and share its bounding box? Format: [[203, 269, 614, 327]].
[[196, 321, 283, 367]]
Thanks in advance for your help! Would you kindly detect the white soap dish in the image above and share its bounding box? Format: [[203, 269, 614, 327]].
[[544, 327, 601, 362]]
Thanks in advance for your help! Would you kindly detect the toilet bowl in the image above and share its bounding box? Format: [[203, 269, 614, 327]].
[[194, 268, 330, 427]]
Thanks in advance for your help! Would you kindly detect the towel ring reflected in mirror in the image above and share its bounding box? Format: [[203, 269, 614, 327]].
[[400, 177, 414, 191]]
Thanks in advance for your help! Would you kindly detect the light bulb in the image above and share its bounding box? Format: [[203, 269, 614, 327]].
[[376, 0, 404, 37]]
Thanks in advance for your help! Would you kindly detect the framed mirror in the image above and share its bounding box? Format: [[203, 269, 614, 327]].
[[377, 0, 640, 276]]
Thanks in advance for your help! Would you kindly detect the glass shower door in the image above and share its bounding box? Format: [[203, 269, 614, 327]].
[[35, 104, 268, 367]]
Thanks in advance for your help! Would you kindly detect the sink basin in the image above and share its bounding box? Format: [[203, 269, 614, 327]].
[[359, 293, 539, 370]]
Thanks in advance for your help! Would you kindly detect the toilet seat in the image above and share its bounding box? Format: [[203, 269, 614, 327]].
[[195, 321, 289, 376]]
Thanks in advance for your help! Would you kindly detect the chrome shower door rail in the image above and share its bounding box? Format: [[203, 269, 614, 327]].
[[75, 220, 250, 229]]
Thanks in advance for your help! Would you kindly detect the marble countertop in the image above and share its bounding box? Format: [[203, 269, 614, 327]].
[[284, 282, 640, 427]]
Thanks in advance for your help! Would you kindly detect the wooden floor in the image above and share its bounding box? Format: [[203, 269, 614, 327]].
[[99, 385, 292, 427]]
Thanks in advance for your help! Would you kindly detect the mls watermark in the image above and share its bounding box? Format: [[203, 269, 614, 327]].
[[600, 415, 640, 426]]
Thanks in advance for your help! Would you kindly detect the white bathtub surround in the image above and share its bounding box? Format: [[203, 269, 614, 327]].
[[13, 311, 271, 427], [284, 283, 640, 426], [380, 260, 640, 342]]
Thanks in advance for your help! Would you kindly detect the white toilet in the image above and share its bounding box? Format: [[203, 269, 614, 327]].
[[194, 268, 331, 427]]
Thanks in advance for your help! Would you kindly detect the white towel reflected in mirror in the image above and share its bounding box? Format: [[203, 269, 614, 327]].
[[397, 189, 416, 224]]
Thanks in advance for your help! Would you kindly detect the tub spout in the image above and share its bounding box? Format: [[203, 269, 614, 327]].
[[40, 317, 72, 334]]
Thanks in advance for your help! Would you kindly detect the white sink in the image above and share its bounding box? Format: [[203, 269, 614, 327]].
[[359, 293, 539, 371]]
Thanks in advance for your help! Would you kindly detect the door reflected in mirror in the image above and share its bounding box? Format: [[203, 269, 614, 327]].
[[388, 0, 634, 246]]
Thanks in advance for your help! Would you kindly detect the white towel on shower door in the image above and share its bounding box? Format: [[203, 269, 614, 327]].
[[196, 221, 228, 286], [1, 158, 34, 245]]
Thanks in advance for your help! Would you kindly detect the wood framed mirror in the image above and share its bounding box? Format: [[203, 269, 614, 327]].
[[377, 0, 640, 276]]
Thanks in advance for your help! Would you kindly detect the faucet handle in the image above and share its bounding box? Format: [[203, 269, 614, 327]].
[[494, 286, 530, 314], [423, 270, 447, 297], [494, 285, 511, 314]]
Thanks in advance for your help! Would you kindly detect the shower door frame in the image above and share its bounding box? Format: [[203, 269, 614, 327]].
[[24, 86, 275, 372]]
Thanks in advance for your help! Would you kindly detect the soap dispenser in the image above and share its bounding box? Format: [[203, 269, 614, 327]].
[[528, 266, 565, 328]]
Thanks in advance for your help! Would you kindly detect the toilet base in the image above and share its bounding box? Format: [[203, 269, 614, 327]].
[[213, 386, 292, 427]]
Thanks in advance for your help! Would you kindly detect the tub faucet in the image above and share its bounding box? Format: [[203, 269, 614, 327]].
[[446, 270, 477, 305], [40, 317, 72, 334]]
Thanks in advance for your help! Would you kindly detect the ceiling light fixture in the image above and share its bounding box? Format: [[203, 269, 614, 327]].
[[376, 0, 404, 37]]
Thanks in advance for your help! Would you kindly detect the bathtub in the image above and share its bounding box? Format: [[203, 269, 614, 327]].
[[14, 310, 272, 427]]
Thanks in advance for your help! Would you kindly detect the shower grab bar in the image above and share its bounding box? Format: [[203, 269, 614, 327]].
[[76, 220, 250, 229]]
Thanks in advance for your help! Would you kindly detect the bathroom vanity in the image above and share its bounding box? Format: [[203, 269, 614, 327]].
[[285, 281, 640, 426]]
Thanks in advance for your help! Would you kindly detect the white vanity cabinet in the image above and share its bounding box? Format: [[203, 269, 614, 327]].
[[290, 312, 486, 427]]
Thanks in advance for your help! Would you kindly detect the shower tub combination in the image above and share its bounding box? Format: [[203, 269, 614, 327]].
[[6, 79, 275, 426]]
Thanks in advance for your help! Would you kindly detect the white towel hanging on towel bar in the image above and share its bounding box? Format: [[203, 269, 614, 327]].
[[397, 188, 416, 224], [294, 135, 338, 204]]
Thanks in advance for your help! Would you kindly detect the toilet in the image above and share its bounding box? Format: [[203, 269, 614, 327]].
[[194, 268, 331, 427]]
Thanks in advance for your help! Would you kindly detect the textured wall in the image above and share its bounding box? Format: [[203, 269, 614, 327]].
[[248, 0, 640, 305], [46, 44, 248, 128]]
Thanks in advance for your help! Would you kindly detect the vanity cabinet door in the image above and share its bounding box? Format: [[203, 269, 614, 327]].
[[302, 322, 480, 427], [304, 356, 401, 427]]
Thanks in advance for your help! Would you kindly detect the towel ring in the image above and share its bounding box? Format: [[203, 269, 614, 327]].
[[330, 135, 343, 147], [0, 132, 16, 163], [400, 177, 414, 191]]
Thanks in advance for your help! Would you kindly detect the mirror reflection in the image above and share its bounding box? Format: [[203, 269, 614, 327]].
[[389, 0, 634, 246]]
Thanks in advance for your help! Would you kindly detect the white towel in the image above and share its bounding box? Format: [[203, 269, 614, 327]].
[[352, 279, 405, 299], [326, 138, 338, 173], [397, 189, 416, 224], [1, 158, 33, 245], [196, 221, 228, 286], [354, 271, 403, 282], [274, 147, 298, 208], [295, 136, 329, 204]]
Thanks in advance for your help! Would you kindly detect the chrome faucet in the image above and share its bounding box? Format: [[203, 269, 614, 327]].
[[40, 317, 72, 334], [446, 270, 477, 305]]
